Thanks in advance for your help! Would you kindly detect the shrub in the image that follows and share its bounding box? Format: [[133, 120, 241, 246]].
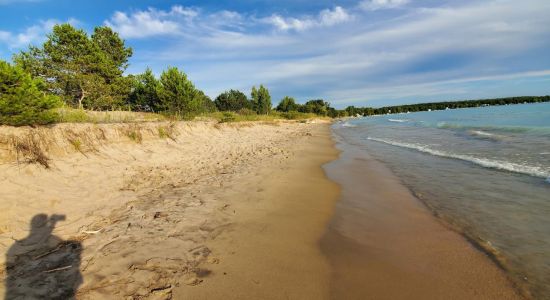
[[10, 133, 50, 168], [0, 60, 62, 126], [127, 131, 142, 143], [237, 108, 255, 115], [281, 111, 301, 120], [219, 112, 236, 123], [214, 90, 251, 111], [158, 124, 176, 141], [68, 138, 82, 152]]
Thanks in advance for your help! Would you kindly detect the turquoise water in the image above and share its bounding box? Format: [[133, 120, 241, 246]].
[[334, 102, 550, 298]]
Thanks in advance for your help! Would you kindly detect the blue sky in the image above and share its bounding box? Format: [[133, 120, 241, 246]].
[[1, 0, 549, 108]]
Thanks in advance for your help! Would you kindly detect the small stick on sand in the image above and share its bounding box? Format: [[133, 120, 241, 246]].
[[82, 229, 103, 234], [33, 244, 62, 260], [43, 265, 72, 273]]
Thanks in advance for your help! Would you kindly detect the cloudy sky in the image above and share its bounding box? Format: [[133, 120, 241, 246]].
[[1, 0, 549, 107]]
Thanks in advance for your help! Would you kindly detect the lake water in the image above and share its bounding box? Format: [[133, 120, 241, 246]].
[[334, 102, 550, 298]]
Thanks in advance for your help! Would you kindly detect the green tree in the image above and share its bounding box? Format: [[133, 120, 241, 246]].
[[251, 85, 271, 114], [157, 67, 204, 117], [214, 89, 251, 111], [0, 60, 62, 126], [14, 23, 132, 110], [91, 26, 133, 78], [197, 90, 217, 113], [276, 96, 299, 112], [299, 99, 330, 116], [129, 68, 161, 111]]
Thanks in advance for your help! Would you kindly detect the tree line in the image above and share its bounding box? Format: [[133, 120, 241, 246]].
[[343, 96, 550, 117], [1, 23, 332, 125]]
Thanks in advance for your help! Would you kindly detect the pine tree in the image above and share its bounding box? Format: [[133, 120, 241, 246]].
[[251, 85, 271, 114], [129, 67, 161, 111], [0, 60, 62, 126], [276, 96, 298, 112], [14, 23, 132, 110], [157, 67, 203, 117]]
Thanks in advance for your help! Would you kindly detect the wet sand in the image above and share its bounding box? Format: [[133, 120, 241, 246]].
[[321, 132, 523, 299]]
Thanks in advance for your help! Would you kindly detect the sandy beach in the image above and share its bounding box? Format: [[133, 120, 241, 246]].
[[0, 120, 523, 299], [0, 121, 337, 299]]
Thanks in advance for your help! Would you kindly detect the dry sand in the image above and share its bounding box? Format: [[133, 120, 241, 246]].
[[0, 121, 338, 299]]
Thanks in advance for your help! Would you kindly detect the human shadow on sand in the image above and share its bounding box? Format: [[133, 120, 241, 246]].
[[5, 214, 82, 300]]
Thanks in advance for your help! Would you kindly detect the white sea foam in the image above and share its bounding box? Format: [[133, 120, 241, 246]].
[[367, 137, 550, 180], [342, 122, 357, 128], [471, 130, 494, 137], [468, 130, 506, 141], [388, 119, 409, 123]]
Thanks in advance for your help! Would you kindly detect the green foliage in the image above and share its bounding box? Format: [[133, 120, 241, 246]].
[[0, 60, 62, 126], [251, 85, 272, 114], [91, 26, 133, 75], [276, 96, 299, 112], [214, 89, 251, 111], [298, 99, 331, 116], [156, 67, 210, 118], [14, 23, 133, 110], [281, 111, 308, 120], [125, 127, 143, 143], [69, 138, 82, 152], [129, 68, 161, 111], [219, 111, 237, 123], [237, 108, 255, 115], [196, 90, 217, 113], [54, 108, 89, 123]]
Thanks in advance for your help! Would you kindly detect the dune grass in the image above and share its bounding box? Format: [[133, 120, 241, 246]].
[[51, 108, 325, 125], [196, 111, 322, 123], [54, 108, 167, 124]]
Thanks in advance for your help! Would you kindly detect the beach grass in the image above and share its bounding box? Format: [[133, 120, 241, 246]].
[[52, 108, 325, 125]]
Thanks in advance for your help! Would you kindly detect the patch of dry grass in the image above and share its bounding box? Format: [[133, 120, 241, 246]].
[[9, 133, 51, 168]]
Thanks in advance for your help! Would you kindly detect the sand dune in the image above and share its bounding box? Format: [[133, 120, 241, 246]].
[[0, 121, 337, 299]]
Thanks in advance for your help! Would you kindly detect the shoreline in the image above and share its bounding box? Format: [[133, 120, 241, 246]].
[[321, 129, 523, 299]]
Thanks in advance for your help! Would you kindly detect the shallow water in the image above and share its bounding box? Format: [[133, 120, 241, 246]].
[[334, 102, 550, 298]]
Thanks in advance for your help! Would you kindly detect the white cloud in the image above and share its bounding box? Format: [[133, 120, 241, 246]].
[[359, 0, 409, 11], [104, 6, 198, 38], [0, 18, 78, 49], [264, 6, 352, 31], [12, 0, 538, 107]]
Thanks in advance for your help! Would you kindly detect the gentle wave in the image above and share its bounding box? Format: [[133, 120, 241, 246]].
[[388, 119, 409, 123], [470, 130, 494, 137], [366, 137, 550, 180], [436, 122, 550, 135], [342, 122, 357, 128], [468, 130, 506, 141]]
